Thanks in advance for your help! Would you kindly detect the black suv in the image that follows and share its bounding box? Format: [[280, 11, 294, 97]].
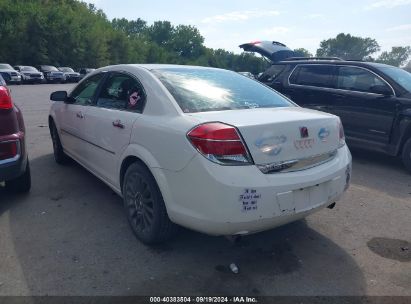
[[37, 65, 65, 83], [240, 41, 411, 172]]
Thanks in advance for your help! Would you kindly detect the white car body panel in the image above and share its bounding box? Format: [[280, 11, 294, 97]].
[[49, 64, 352, 236]]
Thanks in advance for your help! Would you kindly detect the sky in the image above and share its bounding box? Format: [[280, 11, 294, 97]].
[[87, 0, 411, 55]]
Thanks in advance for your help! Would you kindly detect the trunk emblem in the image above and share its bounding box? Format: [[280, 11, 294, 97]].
[[300, 127, 309, 138], [318, 128, 330, 142]]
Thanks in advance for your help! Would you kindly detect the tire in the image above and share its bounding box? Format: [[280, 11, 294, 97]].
[[122, 162, 178, 244], [50, 121, 70, 164], [5, 160, 31, 193], [401, 138, 411, 173]]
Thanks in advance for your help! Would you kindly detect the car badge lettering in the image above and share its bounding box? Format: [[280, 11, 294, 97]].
[[294, 138, 315, 150], [300, 127, 309, 138]]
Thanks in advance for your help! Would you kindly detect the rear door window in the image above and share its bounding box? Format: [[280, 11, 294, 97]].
[[337, 66, 391, 93], [289, 65, 334, 88], [96, 73, 146, 112]]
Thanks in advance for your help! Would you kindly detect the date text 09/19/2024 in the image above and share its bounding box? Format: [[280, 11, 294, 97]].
[[149, 296, 258, 303]]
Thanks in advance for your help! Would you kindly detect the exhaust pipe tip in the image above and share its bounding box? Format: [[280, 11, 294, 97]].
[[327, 202, 336, 209]]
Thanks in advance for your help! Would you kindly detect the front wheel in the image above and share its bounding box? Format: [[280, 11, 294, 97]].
[[401, 138, 411, 173], [50, 121, 70, 164], [123, 162, 178, 244]]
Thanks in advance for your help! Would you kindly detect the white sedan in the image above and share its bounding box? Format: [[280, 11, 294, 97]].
[[49, 64, 352, 244]]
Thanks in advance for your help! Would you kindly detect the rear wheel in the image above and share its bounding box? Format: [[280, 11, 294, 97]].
[[123, 162, 178, 244], [6, 160, 31, 193], [50, 121, 70, 164], [401, 138, 411, 173]]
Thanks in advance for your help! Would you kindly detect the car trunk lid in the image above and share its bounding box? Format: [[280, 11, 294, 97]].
[[239, 41, 296, 63], [187, 107, 340, 168]]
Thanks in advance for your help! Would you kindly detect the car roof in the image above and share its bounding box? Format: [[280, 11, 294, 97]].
[[97, 64, 230, 73], [276, 59, 393, 69]]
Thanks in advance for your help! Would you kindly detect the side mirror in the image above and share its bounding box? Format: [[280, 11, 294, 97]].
[[370, 85, 393, 96], [50, 91, 67, 102]]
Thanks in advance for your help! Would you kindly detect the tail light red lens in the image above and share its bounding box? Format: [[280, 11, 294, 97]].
[[0, 141, 19, 161], [0, 86, 13, 110], [187, 122, 252, 165]]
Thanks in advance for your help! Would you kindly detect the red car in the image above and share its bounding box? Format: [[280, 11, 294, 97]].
[[0, 74, 31, 193]]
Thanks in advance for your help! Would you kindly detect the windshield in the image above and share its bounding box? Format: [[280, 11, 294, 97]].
[[59, 67, 74, 72], [22, 66, 38, 72], [0, 64, 14, 70], [42, 66, 59, 71], [378, 66, 411, 93], [152, 68, 293, 113]]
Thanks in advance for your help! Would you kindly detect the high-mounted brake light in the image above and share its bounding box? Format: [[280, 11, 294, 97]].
[[0, 86, 13, 110], [250, 41, 261, 45], [187, 122, 252, 165], [338, 120, 346, 148]]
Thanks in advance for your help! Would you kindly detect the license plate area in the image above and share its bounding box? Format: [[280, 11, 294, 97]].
[[276, 177, 340, 215]]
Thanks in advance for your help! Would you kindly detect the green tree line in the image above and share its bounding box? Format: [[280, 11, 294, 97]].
[[0, 0, 267, 73], [0, 0, 409, 73]]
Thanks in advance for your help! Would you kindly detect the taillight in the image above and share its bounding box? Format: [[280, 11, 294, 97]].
[[187, 122, 252, 165], [0, 140, 19, 161], [338, 120, 346, 148], [0, 86, 13, 110]]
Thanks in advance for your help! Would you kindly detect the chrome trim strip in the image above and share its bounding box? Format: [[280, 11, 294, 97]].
[[287, 64, 396, 97], [257, 149, 337, 174]]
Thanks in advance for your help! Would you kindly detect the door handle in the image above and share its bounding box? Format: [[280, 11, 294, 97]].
[[76, 111, 84, 119], [112, 120, 125, 129]]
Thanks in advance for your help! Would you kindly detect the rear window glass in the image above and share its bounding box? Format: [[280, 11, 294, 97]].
[[259, 64, 285, 82], [290, 65, 334, 88], [152, 68, 292, 113], [22, 66, 38, 72]]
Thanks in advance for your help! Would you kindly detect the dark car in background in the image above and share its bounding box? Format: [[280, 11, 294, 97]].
[[37, 65, 65, 83], [14, 66, 44, 84], [0, 74, 31, 193], [78, 68, 95, 79], [240, 40, 411, 172], [58, 67, 80, 83], [0, 63, 22, 85]]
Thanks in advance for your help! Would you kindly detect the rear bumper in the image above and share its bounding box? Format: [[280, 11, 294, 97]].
[[155, 145, 352, 236], [0, 133, 27, 182]]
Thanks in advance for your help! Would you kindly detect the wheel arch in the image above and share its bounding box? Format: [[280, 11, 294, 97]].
[[397, 116, 411, 155]]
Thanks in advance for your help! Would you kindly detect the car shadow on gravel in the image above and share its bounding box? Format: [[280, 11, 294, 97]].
[[4, 153, 366, 296]]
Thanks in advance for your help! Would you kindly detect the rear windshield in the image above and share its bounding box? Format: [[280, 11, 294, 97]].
[[152, 68, 292, 113], [22, 66, 38, 72], [0, 64, 13, 70], [42, 66, 58, 71], [59, 67, 74, 72], [378, 66, 411, 93]]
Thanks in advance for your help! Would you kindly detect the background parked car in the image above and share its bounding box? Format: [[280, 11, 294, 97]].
[[14, 66, 44, 84], [37, 65, 65, 83], [240, 40, 411, 172], [0, 63, 22, 85], [58, 67, 80, 83], [78, 68, 95, 80], [0, 74, 31, 193]]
